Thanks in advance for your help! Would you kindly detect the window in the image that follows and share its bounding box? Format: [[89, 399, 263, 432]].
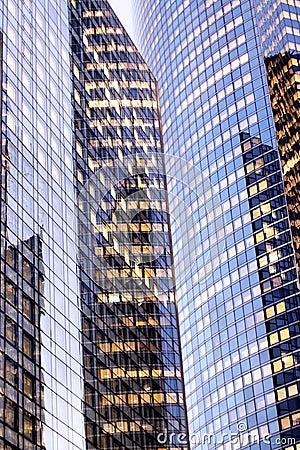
[[23, 333, 34, 359], [5, 400, 18, 430], [5, 357, 18, 386], [24, 413, 34, 440], [23, 296, 34, 322], [23, 372, 34, 399], [6, 247, 17, 268], [6, 319, 17, 346], [281, 417, 291, 430], [86, 421, 96, 444], [4, 444, 18, 450], [23, 259, 33, 284], [5, 281, 17, 306], [85, 384, 94, 407]]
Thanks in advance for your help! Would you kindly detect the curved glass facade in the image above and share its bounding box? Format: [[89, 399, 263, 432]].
[[0, 1, 85, 449], [133, 0, 300, 448]]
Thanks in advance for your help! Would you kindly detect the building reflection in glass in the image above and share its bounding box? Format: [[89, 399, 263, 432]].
[[70, 1, 187, 449], [0, 2, 85, 450]]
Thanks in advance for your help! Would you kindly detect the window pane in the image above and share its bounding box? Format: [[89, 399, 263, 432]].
[[23, 259, 33, 283], [5, 281, 17, 306], [23, 372, 33, 399], [24, 413, 33, 440], [5, 357, 18, 386], [5, 400, 17, 429], [23, 334, 33, 358], [23, 296, 33, 322], [6, 319, 17, 345]]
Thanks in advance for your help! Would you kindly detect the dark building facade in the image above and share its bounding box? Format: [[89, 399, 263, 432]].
[[70, 1, 187, 449], [265, 52, 300, 273]]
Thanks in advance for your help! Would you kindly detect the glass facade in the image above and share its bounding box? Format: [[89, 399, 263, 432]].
[[3, 0, 300, 448], [0, 1, 187, 450], [70, 1, 187, 449], [0, 1, 85, 449], [133, 0, 300, 448]]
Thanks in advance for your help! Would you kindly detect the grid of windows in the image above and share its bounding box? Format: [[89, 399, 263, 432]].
[[0, 1, 85, 449], [70, 0, 187, 449], [134, 0, 300, 448], [265, 54, 300, 273]]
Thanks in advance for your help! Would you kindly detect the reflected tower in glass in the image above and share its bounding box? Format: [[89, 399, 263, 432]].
[[134, 0, 300, 448], [0, 1, 85, 449], [70, 1, 187, 449]]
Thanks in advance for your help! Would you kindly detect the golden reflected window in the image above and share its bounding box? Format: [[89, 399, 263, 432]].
[[6, 319, 17, 345], [4, 400, 17, 429], [5, 357, 18, 386], [281, 416, 291, 430], [23, 333, 34, 359], [23, 295, 33, 322], [5, 281, 17, 306], [24, 372, 34, 399]]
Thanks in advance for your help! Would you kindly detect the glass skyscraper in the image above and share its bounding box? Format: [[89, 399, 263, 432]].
[[70, 1, 186, 448], [134, 0, 300, 448], [0, 1, 85, 449], [0, 1, 187, 450]]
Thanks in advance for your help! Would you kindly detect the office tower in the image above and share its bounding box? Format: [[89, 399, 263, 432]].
[[0, 1, 85, 449], [70, 1, 187, 449], [134, 0, 300, 447], [0, 1, 187, 450]]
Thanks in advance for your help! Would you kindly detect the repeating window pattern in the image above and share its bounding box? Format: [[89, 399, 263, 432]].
[[241, 132, 300, 444], [265, 54, 300, 274], [0, 236, 45, 449], [0, 1, 85, 450], [134, 0, 300, 448], [70, 1, 187, 449]]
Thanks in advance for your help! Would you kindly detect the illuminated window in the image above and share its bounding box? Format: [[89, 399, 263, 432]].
[[276, 302, 286, 314], [6, 319, 17, 345], [24, 413, 34, 440], [23, 295, 34, 322], [288, 384, 298, 397], [283, 355, 294, 368], [74, 88, 81, 104], [73, 63, 80, 80], [5, 281, 17, 306], [255, 231, 265, 243], [4, 400, 18, 430], [273, 360, 282, 372], [24, 372, 34, 399], [76, 140, 83, 157], [292, 413, 300, 426], [23, 259, 33, 283], [85, 384, 94, 406], [277, 387, 286, 401], [23, 333, 34, 359], [281, 416, 291, 430], [5, 357, 18, 386], [280, 328, 290, 341], [266, 306, 275, 318]]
